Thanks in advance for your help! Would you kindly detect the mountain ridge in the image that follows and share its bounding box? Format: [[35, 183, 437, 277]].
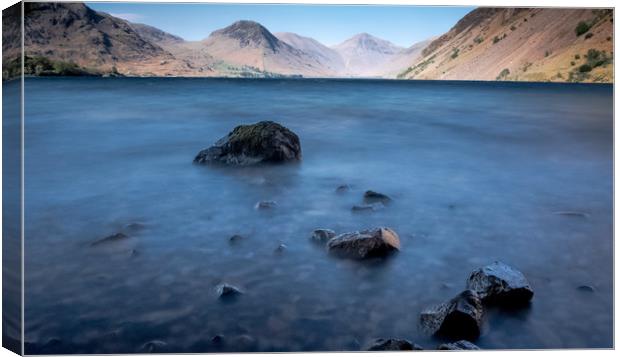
[[3, 3, 613, 82]]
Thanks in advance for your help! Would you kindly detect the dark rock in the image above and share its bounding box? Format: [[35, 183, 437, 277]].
[[326, 227, 400, 260], [363, 190, 391, 204], [229, 234, 244, 244], [90, 232, 129, 246], [553, 211, 589, 218], [438, 340, 480, 350], [577, 285, 595, 292], [216, 283, 243, 299], [211, 335, 224, 345], [311, 229, 336, 244], [351, 203, 384, 212], [466, 261, 534, 305], [366, 338, 422, 351], [139, 340, 168, 353], [194, 121, 301, 165], [255, 200, 277, 210], [274, 243, 287, 254], [336, 184, 350, 193], [420, 290, 483, 341]]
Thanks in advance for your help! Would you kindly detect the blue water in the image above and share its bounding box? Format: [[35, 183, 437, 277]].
[[15, 78, 613, 352]]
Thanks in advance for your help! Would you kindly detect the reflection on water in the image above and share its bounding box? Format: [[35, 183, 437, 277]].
[[18, 78, 613, 353]]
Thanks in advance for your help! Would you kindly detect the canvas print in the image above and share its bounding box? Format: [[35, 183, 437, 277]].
[[1, 1, 614, 354]]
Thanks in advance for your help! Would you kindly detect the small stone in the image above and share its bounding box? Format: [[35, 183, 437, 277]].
[[216, 283, 243, 299], [577, 285, 595, 292], [139, 340, 168, 353], [438, 340, 480, 350], [336, 184, 350, 193], [363, 190, 391, 204], [327, 227, 400, 260], [91, 232, 129, 246], [229, 234, 244, 244], [255, 200, 277, 210], [466, 261, 534, 305], [311, 229, 336, 244], [274, 243, 287, 254], [366, 338, 420, 351], [420, 290, 483, 341]]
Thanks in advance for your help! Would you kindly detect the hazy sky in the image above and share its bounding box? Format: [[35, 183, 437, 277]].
[[86, 2, 474, 47]]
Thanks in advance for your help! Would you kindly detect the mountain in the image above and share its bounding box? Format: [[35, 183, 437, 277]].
[[5, 2, 613, 82], [332, 33, 405, 77], [399, 8, 613, 82], [18, 2, 188, 75], [129, 23, 184, 47], [276, 32, 345, 73], [193, 20, 334, 77]]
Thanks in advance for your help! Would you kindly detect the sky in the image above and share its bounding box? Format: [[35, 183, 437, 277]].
[[86, 2, 474, 47]]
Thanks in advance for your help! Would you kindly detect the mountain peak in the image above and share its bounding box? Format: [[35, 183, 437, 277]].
[[210, 20, 280, 51], [335, 33, 402, 55]]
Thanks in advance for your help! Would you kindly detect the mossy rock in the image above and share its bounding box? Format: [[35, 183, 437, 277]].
[[194, 121, 301, 165]]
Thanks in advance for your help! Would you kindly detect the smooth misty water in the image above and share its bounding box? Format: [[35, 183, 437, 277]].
[[14, 78, 613, 353]]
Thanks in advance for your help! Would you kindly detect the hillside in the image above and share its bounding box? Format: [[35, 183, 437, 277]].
[[276, 32, 345, 74], [15, 2, 197, 76], [399, 8, 613, 83]]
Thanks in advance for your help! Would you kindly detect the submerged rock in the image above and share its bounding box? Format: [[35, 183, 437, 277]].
[[229, 234, 245, 244], [420, 290, 483, 341], [363, 190, 392, 204], [194, 121, 301, 165], [311, 229, 336, 244], [366, 338, 422, 351], [90, 232, 129, 246], [351, 203, 384, 212], [274, 243, 287, 254], [255, 200, 277, 210], [211, 335, 224, 346], [577, 285, 595, 293], [466, 261, 534, 305], [336, 184, 351, 193], [438, 340, 480, 350], [553, 211, 589, 218], [139, 340, 168, 353], [216, 283, 243, 299], [326, 227, 400, 259]]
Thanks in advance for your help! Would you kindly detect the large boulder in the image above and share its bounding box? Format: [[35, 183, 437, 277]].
[[466, 261, 534, 305], [194, 121, 301, 165], [420, 290, 483, 341], [326, 227, 400, 259]]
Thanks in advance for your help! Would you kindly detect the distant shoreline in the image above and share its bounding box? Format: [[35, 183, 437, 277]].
[[8, 75, 613, 85]]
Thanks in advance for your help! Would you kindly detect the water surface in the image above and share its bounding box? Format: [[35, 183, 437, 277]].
[[17, 78, 613, 352]]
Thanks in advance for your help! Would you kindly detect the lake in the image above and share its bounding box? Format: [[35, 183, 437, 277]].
[[8, 77, 613, 352]]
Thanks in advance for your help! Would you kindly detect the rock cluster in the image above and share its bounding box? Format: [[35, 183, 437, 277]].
[[420, 261, 533, 343]]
